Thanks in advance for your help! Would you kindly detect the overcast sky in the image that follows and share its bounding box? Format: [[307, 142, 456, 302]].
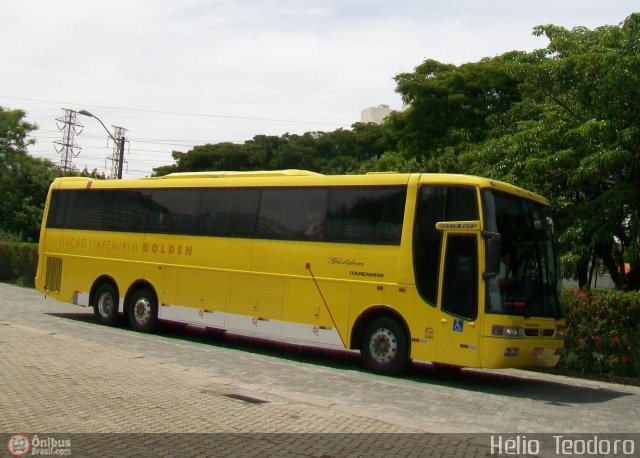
[[1, 1, 637, 178]]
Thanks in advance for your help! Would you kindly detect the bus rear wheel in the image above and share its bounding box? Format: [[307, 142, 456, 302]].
[[361, 317, 409, 375], [128, 288, 158, 333], [92, 283, 119, 326]]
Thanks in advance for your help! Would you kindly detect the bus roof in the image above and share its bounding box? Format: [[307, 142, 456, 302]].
[[52, 170, 549, 205]]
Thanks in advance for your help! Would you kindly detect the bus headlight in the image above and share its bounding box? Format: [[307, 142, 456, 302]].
[[556, 326, 568, 339], [492, 325, 524, 338]]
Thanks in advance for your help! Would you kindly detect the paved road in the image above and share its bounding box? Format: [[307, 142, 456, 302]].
[[0, 283, 639, 456]]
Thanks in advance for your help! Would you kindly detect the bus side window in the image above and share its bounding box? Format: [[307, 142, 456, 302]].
[[147, 189, 201, 234], [257, 188, 328, 240], [441, 234, 478, 320], [46, 190, 67, 228], [413, 187, 447, 305], [199, 188, 260, 237], [104, 190, 148, 233], [326, 187, 405, 245], [66, 190, 107, 230]]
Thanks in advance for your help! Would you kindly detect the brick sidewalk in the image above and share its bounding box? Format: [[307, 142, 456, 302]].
[[1, 283, 640, 456], [0, 322, 410, 433], [0, 320, 494, 457]]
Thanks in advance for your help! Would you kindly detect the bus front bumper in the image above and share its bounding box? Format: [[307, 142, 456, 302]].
[[480, 336, 564, 369]]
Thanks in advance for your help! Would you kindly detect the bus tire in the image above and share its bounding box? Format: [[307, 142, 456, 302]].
[[128, 288, 158, 333], [361, 317, 408, 375], [92, 283, 119, 326]]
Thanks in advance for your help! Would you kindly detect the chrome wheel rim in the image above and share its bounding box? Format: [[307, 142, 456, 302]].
[[133, 297, 151, 324], [97, 292, 115, 318], [369, 328, 397, 363]]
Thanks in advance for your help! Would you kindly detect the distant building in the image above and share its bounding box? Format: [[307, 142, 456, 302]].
[[360, 104, 394, 124]]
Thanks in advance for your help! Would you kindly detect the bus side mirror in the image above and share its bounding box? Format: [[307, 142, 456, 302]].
[[483, 231, 501, 278]]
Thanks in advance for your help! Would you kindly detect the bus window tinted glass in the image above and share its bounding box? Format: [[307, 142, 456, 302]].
[[257, 188, 328, 240], [147, 189, 201, 234], [47, 185, 408, 245], [414, 185, 478, 306], [65, 190, 107, 230], [483, 190, 561, 318], [441, 234, 478, 320], [413, 187, 446, 305], [103, 190, 149, 232], [446, 186, 478, 221], [200, 188, 259, 237], [326, 187, 405, 245], [47, 191, 67, 228]]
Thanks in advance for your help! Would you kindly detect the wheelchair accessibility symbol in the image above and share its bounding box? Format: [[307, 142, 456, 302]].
[[453, 319, 464, 332]]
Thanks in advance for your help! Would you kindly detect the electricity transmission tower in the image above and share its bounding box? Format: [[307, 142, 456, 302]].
[[107, 126, 128, 179], [54, 108, 83, 173]]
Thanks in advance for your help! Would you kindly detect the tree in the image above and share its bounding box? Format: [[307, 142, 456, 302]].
[[462, 14, 640, 289], [0, 107, 61, 242], [391, 55, 523, 169], [154, 143, 254, 173], [152, 123, 393, 177]]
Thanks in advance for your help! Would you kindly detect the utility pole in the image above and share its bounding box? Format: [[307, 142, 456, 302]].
[[54, 108, 83, 173], [78, 110, 128, 180], [107, 126, 128, 179]]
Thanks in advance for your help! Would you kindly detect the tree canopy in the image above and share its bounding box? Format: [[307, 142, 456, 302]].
[[0, 108, 61, 242], [390, 54, 523, 164], [152, 122, 395, 176], [460, 14, 640, 289]]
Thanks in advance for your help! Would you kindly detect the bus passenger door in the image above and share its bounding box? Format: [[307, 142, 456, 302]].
[[435, 231, 481, 367]]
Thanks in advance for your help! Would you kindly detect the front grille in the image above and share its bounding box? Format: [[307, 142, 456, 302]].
[[543, 329, 555, 337], [524, 328, 540, 337], [44, 256, 63, 292]]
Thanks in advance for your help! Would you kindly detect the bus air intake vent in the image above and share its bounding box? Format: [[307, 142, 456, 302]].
[[45, 256, 63, 293]]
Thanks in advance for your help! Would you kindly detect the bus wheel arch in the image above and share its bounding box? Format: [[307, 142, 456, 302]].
[[125, 280, 159, 333], [351, 305, 411, 375], [90, 276, 120, 325]]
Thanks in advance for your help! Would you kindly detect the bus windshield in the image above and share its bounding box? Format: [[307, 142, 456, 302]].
[[483, 189, 562, 319]]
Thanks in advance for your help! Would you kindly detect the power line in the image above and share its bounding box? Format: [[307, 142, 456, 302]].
[[0, 95, 353, 125], [34, 130, 199, 148]]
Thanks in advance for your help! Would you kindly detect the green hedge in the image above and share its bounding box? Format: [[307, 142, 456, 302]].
[[0, 242, 38, 287], [559, 289, 640, 378]]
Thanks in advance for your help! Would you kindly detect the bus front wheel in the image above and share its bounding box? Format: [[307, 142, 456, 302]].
[[128, 288, 158, 333], [92, 283, 119, 326], [361, 317, 409, 375]]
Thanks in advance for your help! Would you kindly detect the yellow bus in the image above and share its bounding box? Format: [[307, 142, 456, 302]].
[[35, 170, 565, 375]]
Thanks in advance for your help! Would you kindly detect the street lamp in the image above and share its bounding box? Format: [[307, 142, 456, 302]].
[[78, 110, 126, 179]]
